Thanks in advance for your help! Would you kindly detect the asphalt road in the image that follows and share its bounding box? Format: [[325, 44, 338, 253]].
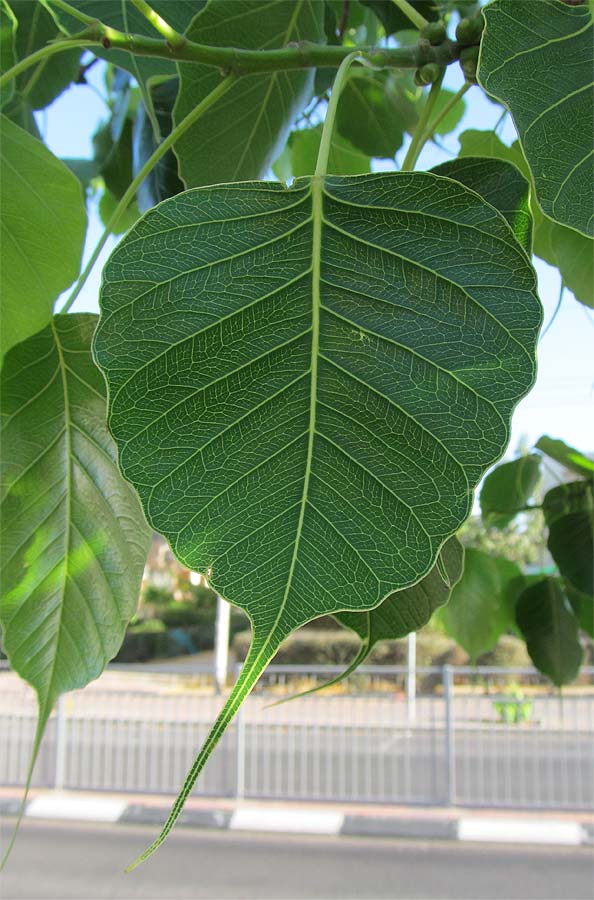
[[1, 820, 592, 900]]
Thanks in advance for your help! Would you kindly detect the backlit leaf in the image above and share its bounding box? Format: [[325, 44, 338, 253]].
[[94, 171, 540, 864], [273, 124, 371, 179], [479, 0, 594, 237], [536, 435, 594, 478], [515, 577, 583, 686], [0, 0, 17, 108], [457, 129, 594, 308], [0, 115, 87, 365], [0, 314, 151, 858], [10, 0, 81, 110], [543, 480, 594, 597], [336, 69, 404, 158], [173, 0, 324, 187], [436, 548, 523, 661], [431, 157, 532, 254], [479, 454, 541, 527]]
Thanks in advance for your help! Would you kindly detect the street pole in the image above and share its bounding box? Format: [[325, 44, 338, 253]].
[[214, 594, 231, 694], [407, 631, 417, 725]]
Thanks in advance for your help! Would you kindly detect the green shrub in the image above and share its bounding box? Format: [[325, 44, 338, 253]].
[[476, 634, 531, 668]]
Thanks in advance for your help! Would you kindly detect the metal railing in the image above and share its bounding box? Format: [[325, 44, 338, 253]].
[[1, 663, 592, 810]]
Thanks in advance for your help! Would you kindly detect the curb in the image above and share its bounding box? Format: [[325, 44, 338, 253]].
[[1, 795, 591, 848]]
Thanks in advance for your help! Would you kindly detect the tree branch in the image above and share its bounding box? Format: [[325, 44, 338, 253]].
[[0, 10, 462, 92]]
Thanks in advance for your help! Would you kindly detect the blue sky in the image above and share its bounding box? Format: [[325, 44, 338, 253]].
[[40, 57, 594, 456]]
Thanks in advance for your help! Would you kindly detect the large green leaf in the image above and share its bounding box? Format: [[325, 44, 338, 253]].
[[479, 454, 541, 528], [94, 171, 540, 864], [431, 157, 532, 254], [543, 481, 593, 597], [515, 578, 583, 686], [457, 130, 594, 308], [0, 314, 151, 856], [536, 435, 594, 479], [436, 548, 522, 661], [10, 0, 81, 110], [273, 124, 371, 179], [0, 115, 87, 365], [173, 0, 324, 187], [478, 0, 594, 237]]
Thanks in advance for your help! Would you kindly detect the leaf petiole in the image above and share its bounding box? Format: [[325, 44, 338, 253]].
[[391, 0, 429, 30], [401, 71, 444, 171]]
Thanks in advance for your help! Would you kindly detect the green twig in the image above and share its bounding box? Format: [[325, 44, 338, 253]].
[[59, 73, 237, 315], [0, 8, 464, 93], [129, 0, 186, 48], [418, 80, 471, 147], [391, 0, 429, 30], [401, 71, 445, 171]]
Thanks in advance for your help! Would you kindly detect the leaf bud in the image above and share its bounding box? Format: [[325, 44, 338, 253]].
[[414, 63, 443, 86], [420, 21, 447, 46], [455, 14, 484, 46], [459, 45, 480, 82]]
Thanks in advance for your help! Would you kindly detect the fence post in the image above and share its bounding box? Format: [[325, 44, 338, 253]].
[[443, 665, 456, 805], [53, 695, 67, 790], [234, 665, 245, 799]]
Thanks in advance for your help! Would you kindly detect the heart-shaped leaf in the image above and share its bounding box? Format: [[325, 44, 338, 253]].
[[173, 0, 324, 187], [0, 115, 87, 365], [515, 577, 583, 686], [94, 170, 540, 864], [0, 314, 151, 861], [478, 0, 594, 237]]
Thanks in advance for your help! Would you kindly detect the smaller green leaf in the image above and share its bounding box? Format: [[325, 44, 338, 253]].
[[360, 0, 439, 34], [478, 0, 594, 238], [336, 70, 404, 159], [458, 130, 594, 308], [133, 77, 184, 212], [436, 548, 522, 662], [271, 537, 464, 706], [273, 125, 371, 179], [567, 584, 594, 640], [543, 481, 593, 597], [515, 578, 583, 686], [479, 454, 541, 527], [0, 313, 151, 862], [98, 188, 139, 235], [536, 435, 594, 478], [0, 115, 87, 365], [0, 0, 17, 108], [431, 157, 532, 254], [62, 157, 101, 188], [174, 0, 324, 188], [11, 0, 81, 110]]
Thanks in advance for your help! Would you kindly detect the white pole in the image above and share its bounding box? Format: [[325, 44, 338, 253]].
[[214, 595, 231, 694], [407, 631, 417, 725]]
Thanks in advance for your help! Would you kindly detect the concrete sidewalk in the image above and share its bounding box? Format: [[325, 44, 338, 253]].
[[1, 788, 591, 847]]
